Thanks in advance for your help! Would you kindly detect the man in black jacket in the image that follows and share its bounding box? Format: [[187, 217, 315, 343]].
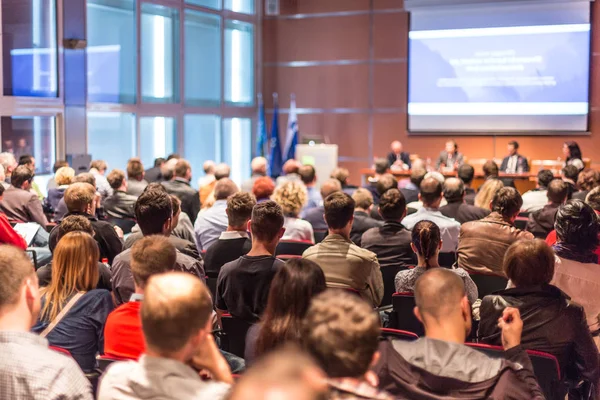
[[162, 159, 201, 224], [457, 164, 477, 205], [440, 178, 490, 224], [104, 169, 137, 219], [144, 157, 165, 183], [349, 188, 382, 246], [526, 179, 567, 239]]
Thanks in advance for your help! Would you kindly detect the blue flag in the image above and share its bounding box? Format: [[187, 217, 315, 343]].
[[256, 94, 268, 157], [269, 96, 283, 178], [283, 96, 298, 161]]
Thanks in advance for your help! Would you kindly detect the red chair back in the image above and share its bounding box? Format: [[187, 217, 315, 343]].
[[380, 328, 418, 341], [390, 292, 424, 336], [49, 345, 71, 356]]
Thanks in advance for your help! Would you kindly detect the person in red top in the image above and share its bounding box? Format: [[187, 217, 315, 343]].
[[0, 184, 27, 249], [103, 235, 177, 359]]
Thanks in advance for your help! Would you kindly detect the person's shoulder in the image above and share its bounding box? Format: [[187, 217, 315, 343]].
[[361, 226, 380, 241], [113, 248, 132, 262], [103, 359, 138, 379], [84, 288, 113, 302], [302, 243, 320, 258], [219, 257, 243, 274], [350, 243, 378, 261]]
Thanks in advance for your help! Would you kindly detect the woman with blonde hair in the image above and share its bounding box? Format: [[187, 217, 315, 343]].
[[47, 166, 75, 211], [32, 231, 114, 372], [271, 181, 315, 242], [474, 179, 504, 210]]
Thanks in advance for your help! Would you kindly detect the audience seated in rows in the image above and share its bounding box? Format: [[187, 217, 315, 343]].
[[252, 176, 275, 203], [375, 268, 544, 398], [402, 177, 460, 252], [162, 159, 201, 224], [200, 162, 230, 205], [561, 164, 579, 200], [272, 181, 315, 243], [244, 258, 326, 365], [331, 167, 358, 196], [241, 157, 268, 193], [125, 158, 148, 197], [204, 192, 254, 277], [46, 159, 69, 191], [406, 171, 446, 211], [573, 168, 600, 201], [400, 168, 425, 204], [521, 169, 554, 212], [104, 169, 137, 219], [302, 178, 342, 231], [194, 178, 239, 250], [98, 272, 233, 400], [303, 192, 384, 307], [474, 178, 504, 210], [459, 187, 533, 276], [49, 182, 123, 264], [144, 157, 165, 184], [46, 166, 74, 212], [89, 160, 113, 201], [396, 220, 478, 304], [361, 189, 414, 269], [299, 165, 322, 212], [0, 165, 48, 226], [216, 201, 285, 323], [349, 188, 382, 246], [0, 184, 27, 249], [32, 231, 114, 372], [478, 239, 599, 396], [111, 189, 205, 305], [276, 159, 302, 187], [0, 245, 93, 399], [526, 179, 568, 238], [458, 164, 477, 205], [440, 177, 490, 224]]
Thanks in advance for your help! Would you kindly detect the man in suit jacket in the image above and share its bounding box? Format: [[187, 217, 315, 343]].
[[387, 141, 411, 170], [303, 179, 342, 232], [435, 140, 464, 171], [144, 157, 165, 183], [500, 140, 529, 174], [104, 169, 138, 219], [440, 178, 490, 224], [349, 188, 383, 246], [162, 159, 201, 224], [0, 165, 47, 226]]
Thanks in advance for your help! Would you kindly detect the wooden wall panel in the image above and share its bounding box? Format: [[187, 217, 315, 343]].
[[373, 63, 407, 108], [278, 0, 369, 14], [373, 12, 408, 59], [373, 0, 405, 9]]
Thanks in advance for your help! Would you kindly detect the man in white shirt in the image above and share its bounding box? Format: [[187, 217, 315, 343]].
[[194, 178, 239, 250], [402, 177, 460, 252], [521, 170, 554, 212]]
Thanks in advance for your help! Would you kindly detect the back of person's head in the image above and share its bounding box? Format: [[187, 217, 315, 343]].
[[443, 177, 465, 203], [537, 169, 554, 188], [57, 215, 94, 242], [11, 165, 34, 188], [250, 157, 267, 174], [0, 245, 37, 313], [161, 158, 178, 181], [203, 160, 216, 174], [351, 188, 374, 211], [43, 232, 99, 321], [491, 187, 523, 219], [474, 179, 504, 210], [250, 201, 284, 243], [482, 160, 499, 178], [64, 182, 96, 212], [166, 154, 180, 161], [376, 174, 398, 197], [145, 182, 167, 193], [374, 158, 389, 175], [301, 290, 380, 378], [547, 179, 568, 204], [106, 169, 126, 190], [18, 155, 33, 167], [319, 178, 342, 199], [135, 189, 173, 235], [410, 168, 427, 187], [256, 259, 327, 358], [55, 166, 75, 186], [412, 220, 441, 269], [131, 236, 177, 290], [282, 159, 301, 175], [503, 240, 554, 287], [214, 178, 239, 200], [127, 158, 145, 180], [378, 188, 406, 221], [419, 177, 443, 206], [577, 169, 600, 191], [330, 167, 349, 186], [214, 163, 231, 180], [555, 200, 600, 253], [562, 164, 579, 183], [53, 160, 69, 174], [252, 176, 275, 200], [141, 272, 212, 355], [74, 172, 96, 188], [324, 192, 355, 230], [299, 165, 316, 185], [0, 152, 16, 172], [457, 164, 475, 185], [153, 157, 166, 168], [586, 187, 600, 212], [226, 192, 256, 228], [90, 160, 107, 172], [174, 159, 191, 179], [272, 181, 307, 217]]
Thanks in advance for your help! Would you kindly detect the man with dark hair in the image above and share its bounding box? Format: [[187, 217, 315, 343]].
[[17, 155, 43, 199], [0, 245, 93, 400], [400, 168, 425, 204], [457, 164, 476, 205], [459, 187, 533, 276], [561, 164, 579, 200], [440, 177, 490, 224], [216, 201, 285, 323], [501, 140, 529, 173], [194, 178, 239, 251], [402, 177, 461, 252], [482, 160, 499, 180], [104, 169, 137, 219], [162, 159, 201, 223], [126, 158, 148, 197], [363, 158, 390, 203], [521, 169, 555, 212], [0, 165, 47, 226], [204, 192, 255, 277], [111, 189, 205, 305], [144, 157, 165, 183], [349, 188, 382, 246], [302, 178, 342, 231], [302, 290, 394, 399], [299, 164, 322, 211], [374, 269, 543, 399], [303, 192, 383, 307], [527, 179, 568, 238]]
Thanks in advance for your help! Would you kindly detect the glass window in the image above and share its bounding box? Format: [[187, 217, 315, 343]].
[[184, 11, 221, 106], [1, 116, 55, 175], [88, 112, 135, 171], [139, 117, 176, 168], [224, 20, 254, 105], [184, 115, 221, 188], [2, 0, 58, 97], [87, 0, 136, 103], [141, 4, 180, 103], [222, 118, 251, 185], [224, 0, 255, 14], [186, 0, 221, 9]]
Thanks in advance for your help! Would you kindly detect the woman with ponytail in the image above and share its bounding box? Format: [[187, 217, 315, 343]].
[[394, 220, 478, 303]]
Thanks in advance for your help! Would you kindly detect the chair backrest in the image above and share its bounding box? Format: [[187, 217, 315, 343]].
[[381, 265, 407, 307], [49, 345, 71, 356], [275, 240, 312, 256], [380, 328, 418, 341], [391, 292, 424, 336], [438, 252, 457, 268], [514, 216, 528, 231], [313, 230, 328, 243], [221, 314, 254, 358], [468, 272, 508, 298], [107, 217, 136, 234]]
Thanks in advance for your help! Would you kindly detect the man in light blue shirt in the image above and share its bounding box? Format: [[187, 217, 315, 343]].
[[194, 178, 239, 251], [299, 165, 322, 212], [402, 177, 460, 252]]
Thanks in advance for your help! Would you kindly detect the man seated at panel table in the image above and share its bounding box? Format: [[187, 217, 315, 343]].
[[387, 140, 412, 171], [436, 140, 464, 172], [500, 140, 529, 174]]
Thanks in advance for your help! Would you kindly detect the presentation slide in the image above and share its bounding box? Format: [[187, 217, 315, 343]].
[[408, 4, 591, 133]]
